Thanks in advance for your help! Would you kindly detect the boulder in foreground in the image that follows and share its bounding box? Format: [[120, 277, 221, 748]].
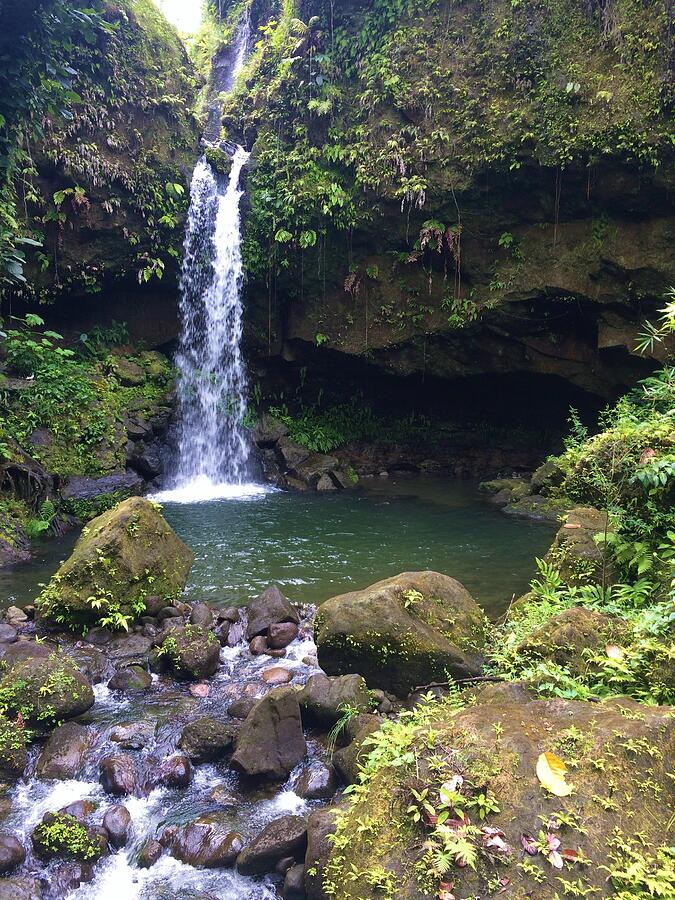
[[315, 571, 487, 696], [36, 497, 193, 629], [318, 682, 675, 899], [231, 687, 306, 780]]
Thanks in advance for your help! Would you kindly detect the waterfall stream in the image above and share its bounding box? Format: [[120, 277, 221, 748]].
[[157, 14, 265, 504]]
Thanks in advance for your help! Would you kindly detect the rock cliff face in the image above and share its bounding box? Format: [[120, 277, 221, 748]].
[[4, 0, 199, 312], [226, 0, 674, 407]]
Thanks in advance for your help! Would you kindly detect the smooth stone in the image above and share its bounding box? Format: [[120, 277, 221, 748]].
[[158, 754, 192, 789], [189, 603, 213, 627], [0, 625, 17, 644], [0, 641, 50, 667], [236, 815, 308, 876], [137, 838, 163, 868], [108, 665, 152, 692], [5, 607, 27, 626], [60, 800, 97, 822], [163, 818, 243, 868], [189, 682, 210, 698], [36, 722, 91, 780], [262, 666, 293, 685], [0, 833, 26, 874], [284, 863, 306, 899], [230, 688, 306, 780], [294, 761, 338, 800], [227, 621, 244, 646], [143, 596, 165, 617], [0, 877, 42, 899], [267, 622, 299, 650], [109, 721, 155, 750], [100, 755, 137, 796], [249, 636, 268, 656], [179, 718, 234, 763], [102, 805, 131, 849]]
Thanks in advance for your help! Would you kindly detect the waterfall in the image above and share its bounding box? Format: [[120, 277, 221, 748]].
[[156, 14, 266, 503]]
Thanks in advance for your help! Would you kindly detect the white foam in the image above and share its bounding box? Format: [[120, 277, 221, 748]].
[[151, 477, 273, 504], [10, 778, 104, 834]]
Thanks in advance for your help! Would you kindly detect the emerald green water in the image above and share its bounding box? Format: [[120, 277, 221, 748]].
[[1, 477, 554, 619]]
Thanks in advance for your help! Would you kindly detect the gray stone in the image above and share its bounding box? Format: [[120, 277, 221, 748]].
[[236, 816, 308, 876]]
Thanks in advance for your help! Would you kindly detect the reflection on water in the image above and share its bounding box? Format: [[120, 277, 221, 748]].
[[0, 476, 555, 619]]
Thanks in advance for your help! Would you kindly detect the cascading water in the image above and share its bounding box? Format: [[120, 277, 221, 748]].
[[157, 14, 267, 504]]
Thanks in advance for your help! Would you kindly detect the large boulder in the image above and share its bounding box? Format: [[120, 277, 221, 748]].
[[318, 682, 675, 899], [236, 815, 308, 876], [36, 497, 193, 629], [36, 723, 92, 780], [246, 586, 300, 640], [162, 815, 243, 868], [0, 653, 94, 727], [304, 808, 339, 900], [231, 687, 306, 780], [315, 572, 488, 696], [297, 674, 370, 726]]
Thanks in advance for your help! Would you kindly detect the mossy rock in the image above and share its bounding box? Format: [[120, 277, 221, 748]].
[[36, 497, 193, 629], [159, 626, 220, 680], [0, 713, 28, 783], [321, 683, 675, 899], [31, 812, 102, 862], [517, 606, 623, 676], [315, 571, 488, 697], [0, 653, 94, 728], [545, 506, 612, 585]]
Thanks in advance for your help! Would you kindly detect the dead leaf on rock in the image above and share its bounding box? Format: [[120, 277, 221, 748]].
[[605, 643, 625, 660], [536, 751, 573, 797], [521, 832, 538, 856]]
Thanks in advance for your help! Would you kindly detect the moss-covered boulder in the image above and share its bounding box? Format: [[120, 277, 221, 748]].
[[545, 506, 612, 585], [0, 653, 94, 728], [518, 607, 623, 676], [36, 497, 193, 629], [315, 572, 488, 696], [320, 683, 675, 899]]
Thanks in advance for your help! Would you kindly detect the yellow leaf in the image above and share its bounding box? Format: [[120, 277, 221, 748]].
[[536, 752, 573, 797]]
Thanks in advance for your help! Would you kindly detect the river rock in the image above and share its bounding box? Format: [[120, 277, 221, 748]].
[[60, 800, 97, 821], [267, 622, 299, 649], [36, 723, 91, 780], [159, 625, 220, 679], [35, 497, 194, 628], [108, 665, 152, 692], [0, 833, 26, 874], [5, 607, 27, 628], [297, 673, 370, 726], [179, 717, 235, 762], [283, 864, 306, 899], [163, 815, 243, 867], [262, 666, 293, 685], [189, 602, 213, 627], [109, 721, 155, 749], [0, 713, 28, 782], [231, 687, 306, 780], [294, 761, 338, 800], [332, 715, 383, 785], [0, 653, 94, 726], [100, 755, 137, 795], [246, 586, 300, 640], [236, 815, 308, 876], [249, 635, 269, 656], [0, 626, 17, 644], [137, 839, 163, 868], [157, 754, 192, 789], [314, 571, 487, 696], [102, 805, 131, 849], [0, 877, 42, 900], [32, 813, 103, 862], [69, 645, 111, 684]]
